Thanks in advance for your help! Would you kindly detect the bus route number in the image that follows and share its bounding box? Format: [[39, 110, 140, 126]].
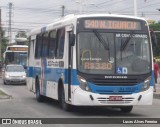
[[84, 62, 112, 70]]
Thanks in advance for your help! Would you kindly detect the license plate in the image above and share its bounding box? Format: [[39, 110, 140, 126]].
[[109, 96, 122, 101]]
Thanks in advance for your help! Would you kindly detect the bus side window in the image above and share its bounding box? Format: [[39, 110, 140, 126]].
[[35, 34, 42, 59], [48, 30, 56, 58], [56, 28, 65, 59], [42, 32, 49, 57]]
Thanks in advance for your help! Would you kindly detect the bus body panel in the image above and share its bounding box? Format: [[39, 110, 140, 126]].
[[27, 38, 36, 92], [28, 23, 76, 100], [72, 86, 153, 106]]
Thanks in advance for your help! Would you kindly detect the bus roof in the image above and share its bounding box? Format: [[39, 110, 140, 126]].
[[30, 14, 147, 36]]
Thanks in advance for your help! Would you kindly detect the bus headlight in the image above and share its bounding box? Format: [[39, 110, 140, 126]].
[[77, 75, 90, 92], [142, 77, 150, 91]]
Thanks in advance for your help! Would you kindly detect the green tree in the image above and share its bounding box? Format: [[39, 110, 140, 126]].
[[149, 23, 160, 56], [0, 28, 9, 61], [15, 31, 28, 45], [15, 31, 27, 38]]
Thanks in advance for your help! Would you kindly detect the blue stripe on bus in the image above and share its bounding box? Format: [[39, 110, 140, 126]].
[[27, 66, 79, 85], [87, 71, 155, 94], [27, 66, 154, 94], [88, 82, 142, 94], [150, 71, 154, 86], [27, 66, 34, 77]]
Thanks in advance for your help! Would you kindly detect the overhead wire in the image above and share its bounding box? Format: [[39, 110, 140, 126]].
[[1, 0, 160, 34], [115, 0, 160, 12]]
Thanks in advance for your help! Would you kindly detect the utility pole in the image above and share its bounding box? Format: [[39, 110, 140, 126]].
[[141, 12, 145, 17], [134, 0, 137, 16], [76, 0, 91, 14], [8, 2, 13, 44], [76, 0, 83, 14], [61, 5, 65, 17]]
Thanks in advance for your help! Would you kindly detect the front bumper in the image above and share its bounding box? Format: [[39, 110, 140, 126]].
[[71, 87, 153, 106], [4, 77, 26, 84]]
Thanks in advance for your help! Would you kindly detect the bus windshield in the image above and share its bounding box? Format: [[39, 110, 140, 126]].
[[77, 32, 151, 75], [5, 52, 27, 66]]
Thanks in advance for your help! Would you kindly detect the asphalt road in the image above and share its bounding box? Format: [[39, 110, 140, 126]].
[[0, 78, 160, 127]]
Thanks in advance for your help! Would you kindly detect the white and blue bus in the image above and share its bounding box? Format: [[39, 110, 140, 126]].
[[27, 14, 155, 113]]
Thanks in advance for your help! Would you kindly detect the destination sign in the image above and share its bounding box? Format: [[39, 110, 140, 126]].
[[8, 47, 28, 51], [84, 20, 141, 30]]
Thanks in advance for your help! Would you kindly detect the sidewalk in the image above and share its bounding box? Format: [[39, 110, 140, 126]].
[[153, 78, 160, 99], [0, 88, 11, 99]]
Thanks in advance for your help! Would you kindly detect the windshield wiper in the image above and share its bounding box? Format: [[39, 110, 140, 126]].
[[93, 30, 109, 51], [120, 31, 134, 51], [93, 30, 111, 61]]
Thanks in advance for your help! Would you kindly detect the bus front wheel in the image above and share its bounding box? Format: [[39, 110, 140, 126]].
[[35, 78, 44, 102], [59, 86, 71, 111], [120, 106, 133, 113]]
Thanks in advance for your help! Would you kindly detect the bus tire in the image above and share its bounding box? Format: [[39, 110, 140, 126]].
[[120, 106, 133, 113], [35, 78, 44, 102], [3, 81, 7, 85], [59, 85, 71, 111]]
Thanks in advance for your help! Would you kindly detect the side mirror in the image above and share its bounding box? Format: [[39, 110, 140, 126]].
[[150, 30, 157, 46], [69, 33, 75, 46], [23, 65, 27, 70]]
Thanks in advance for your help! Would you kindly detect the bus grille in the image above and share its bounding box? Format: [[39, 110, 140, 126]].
[[88, 78, 140, 86], [97, 97, 134, 104], [95, 90, 136, 95]]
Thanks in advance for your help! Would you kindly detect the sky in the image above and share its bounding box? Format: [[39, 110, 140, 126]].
[[0, 0, 160, 42]]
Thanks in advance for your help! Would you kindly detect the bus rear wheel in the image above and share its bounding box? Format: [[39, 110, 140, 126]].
[[120, 106, 133, 113], [35, 78, 44, 102], [59, 86, 71, 111], [3, 81, 7, 85]]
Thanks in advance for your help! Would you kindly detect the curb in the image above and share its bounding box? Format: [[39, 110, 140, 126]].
[[0, 88, 12, 99]]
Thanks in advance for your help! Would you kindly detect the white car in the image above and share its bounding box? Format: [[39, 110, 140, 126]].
[[3, 64, 26, 85]]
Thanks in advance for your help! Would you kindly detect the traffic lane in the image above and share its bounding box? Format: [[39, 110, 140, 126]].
[[0, 83, 159, 118], [0, 85, 142, 118], [0, 78, 160, 118], [0, 83, 160, 126], [2, 95, 160, 119]]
